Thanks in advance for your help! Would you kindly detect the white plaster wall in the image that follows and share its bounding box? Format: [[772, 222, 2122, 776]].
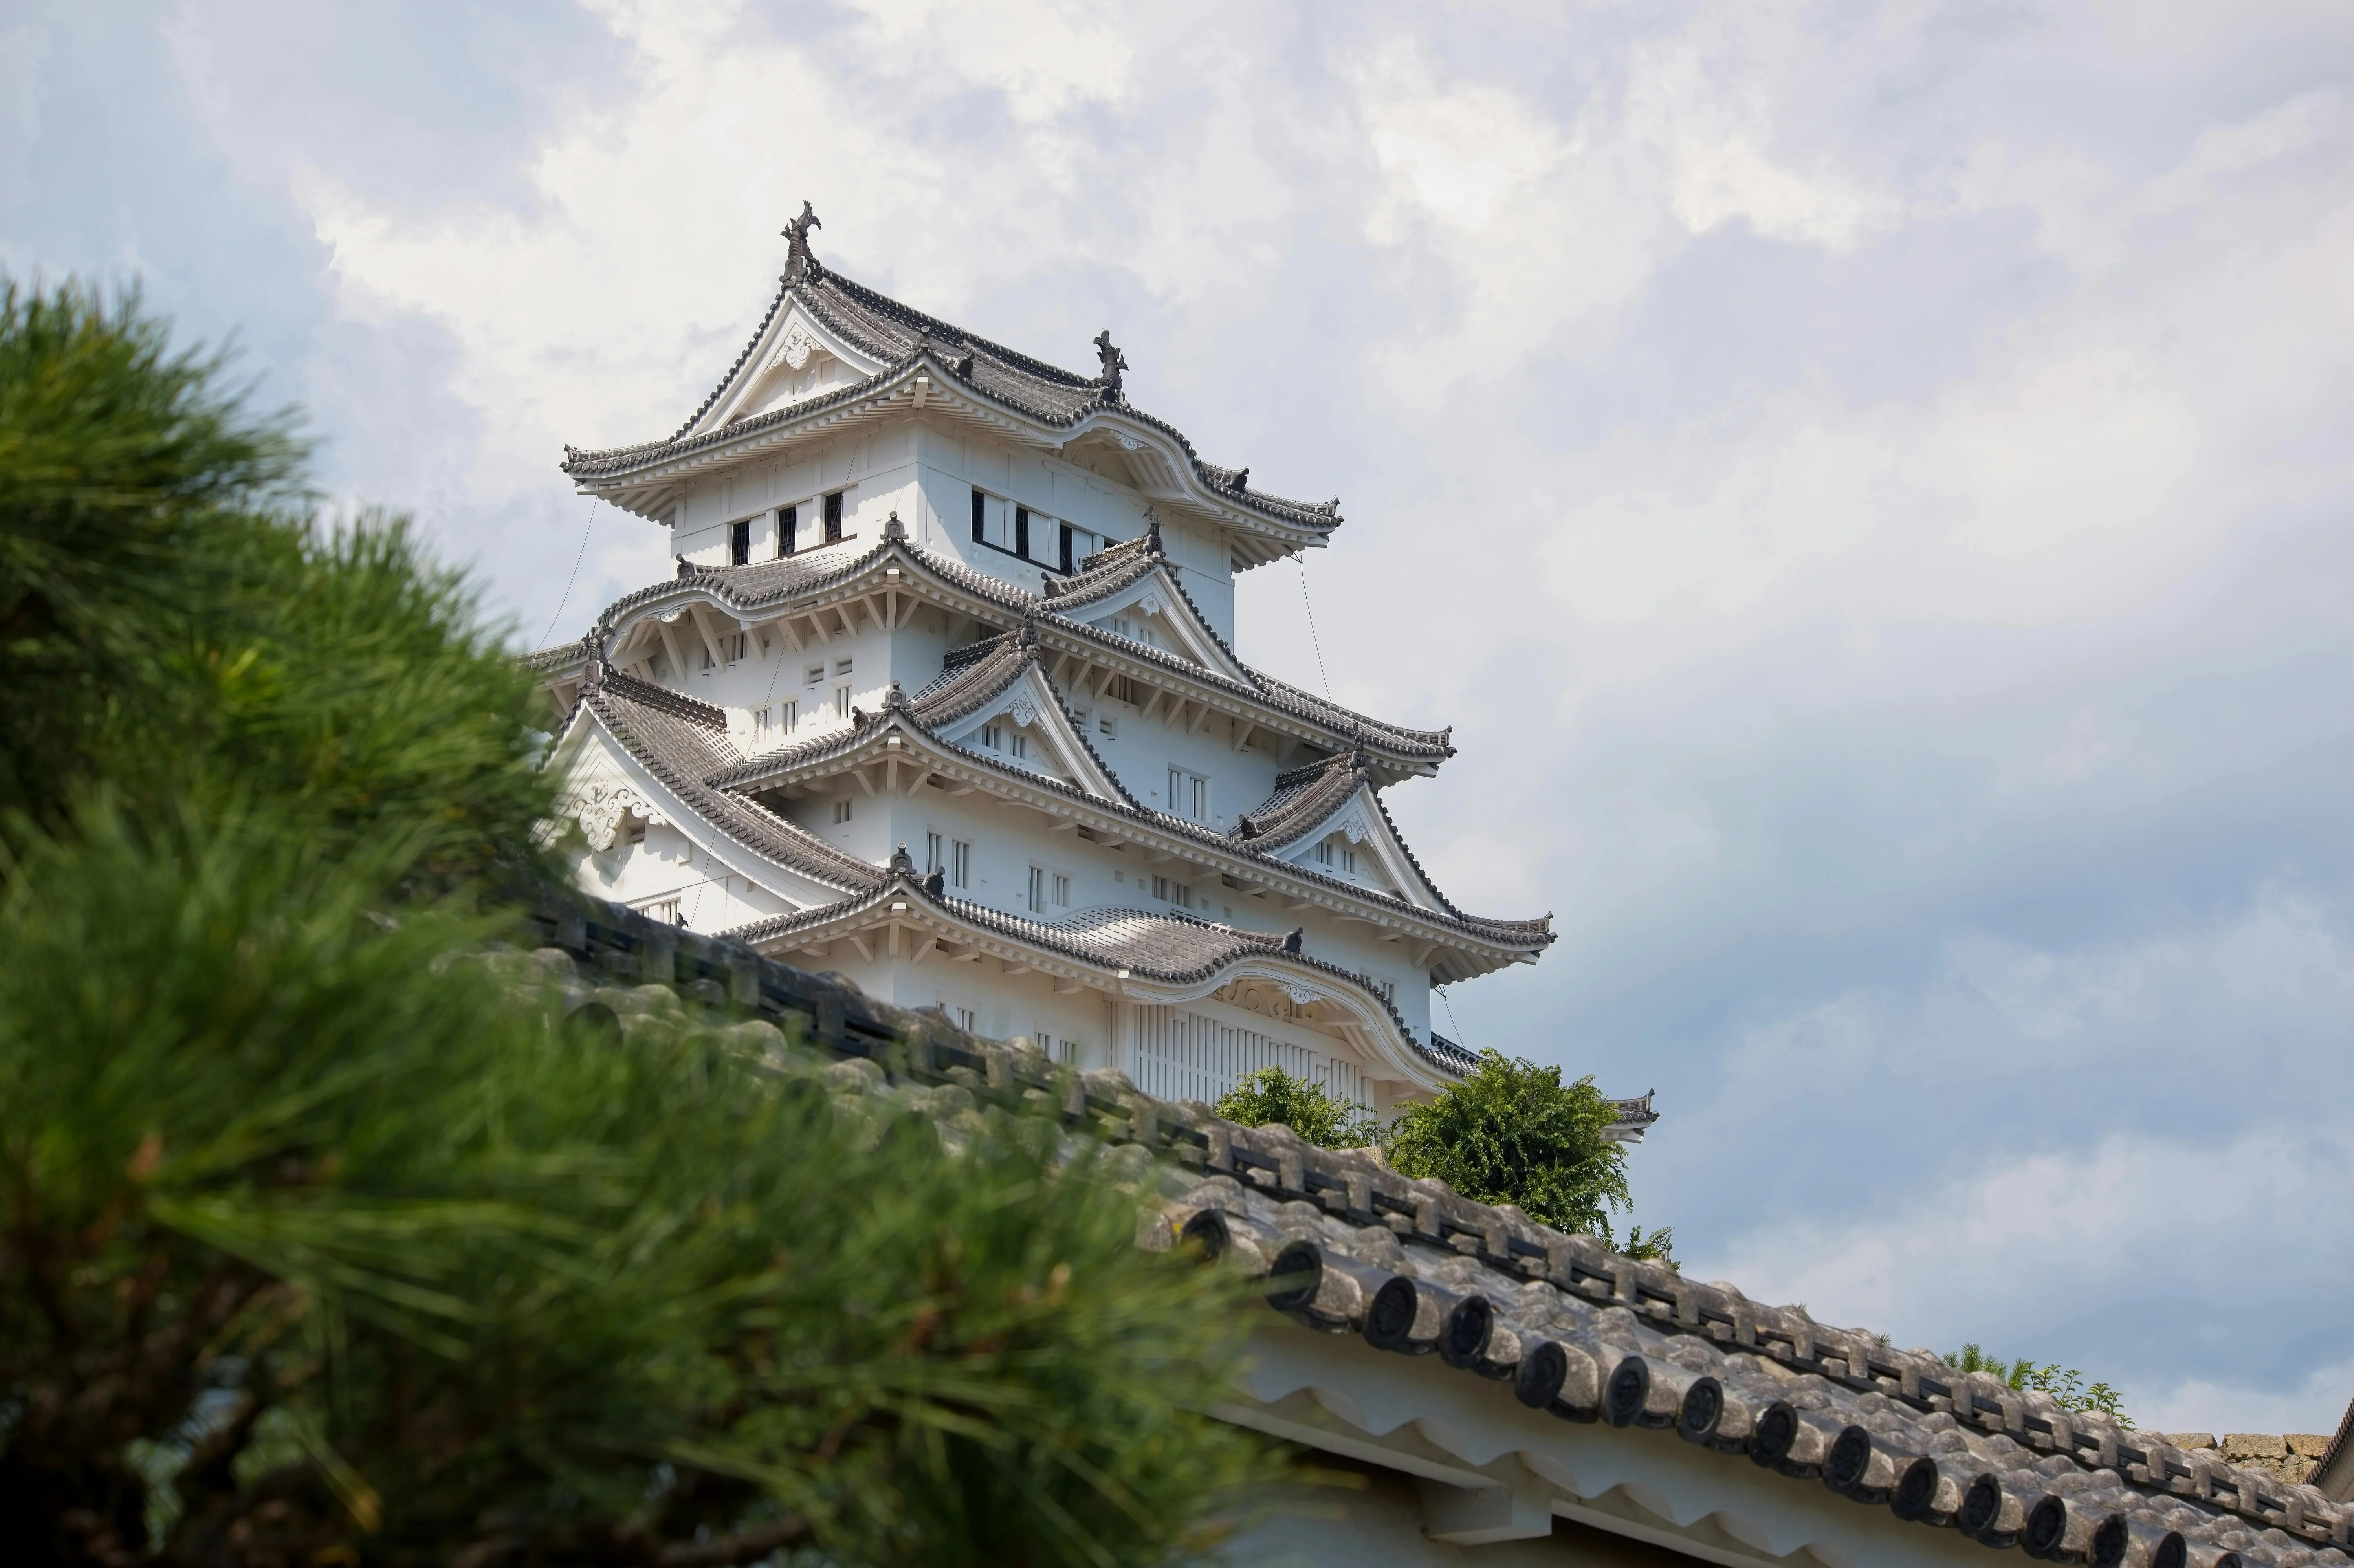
[[670, 430, 920, 570], [579, 412, 1460, 1093]]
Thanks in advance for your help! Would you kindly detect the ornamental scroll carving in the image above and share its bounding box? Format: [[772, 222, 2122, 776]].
[[1138, 591, 1164, 618], [779, 322, 817, 371], [566, 782, 665, 851], [1340, 813, 1369, 844], [1007, 696, 1038, 729], [1282, 983, 1320, 1007]]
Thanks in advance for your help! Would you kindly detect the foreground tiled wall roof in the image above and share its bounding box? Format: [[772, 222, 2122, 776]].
[[518, 889, 2347, 1568]]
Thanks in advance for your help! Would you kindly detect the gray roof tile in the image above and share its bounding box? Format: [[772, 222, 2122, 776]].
[[521, 903, 2325, 1567], [574, 665, 886, 895], [561, 257, 1341, 534]]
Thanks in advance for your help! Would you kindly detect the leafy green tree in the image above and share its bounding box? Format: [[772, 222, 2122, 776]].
[[1213, 1067, 1380, 1150], [0, 281, 548, 881], [1385, 1050, 1666, 1253], [1942, 1344, 2133, 1428], [0, 280, 1267, 1566]]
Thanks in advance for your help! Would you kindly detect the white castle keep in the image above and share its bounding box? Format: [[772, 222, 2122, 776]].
[[534, 207, 1648, 1132]]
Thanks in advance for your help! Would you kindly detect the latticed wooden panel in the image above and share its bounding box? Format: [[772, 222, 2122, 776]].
[[1131, 1004, 1369, 1112]]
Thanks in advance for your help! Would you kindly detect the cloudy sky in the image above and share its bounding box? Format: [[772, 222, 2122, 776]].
[[10, 0, 2352, 1433]]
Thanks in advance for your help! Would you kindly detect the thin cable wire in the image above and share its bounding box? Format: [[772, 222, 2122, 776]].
[[1294, 556, 1333, 698], [536, 496, 600, 647], [1439, 987, 1469, 1051]]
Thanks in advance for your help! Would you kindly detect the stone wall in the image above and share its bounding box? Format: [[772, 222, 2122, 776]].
[[2163, 1433, 2332, 1486]]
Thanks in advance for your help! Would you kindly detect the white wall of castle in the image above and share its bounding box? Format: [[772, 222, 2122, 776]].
[[664, 418, 1237, 643], [574, 414, 1448, 1111]]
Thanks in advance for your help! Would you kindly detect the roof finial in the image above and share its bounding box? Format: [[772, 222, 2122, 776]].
[[1144, 508, 1163, 557], [781, 200, 823, 282], [1228, 467, 1250, 494], [1092, 329, 1128, 404], [890, 842, 917, 877], [1018, 614, 1038, 649], [883, 510, 906, 544]]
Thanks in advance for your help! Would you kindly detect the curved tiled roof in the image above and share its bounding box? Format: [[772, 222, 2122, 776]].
[[589, 537, 1454, 767], [719, 871, 1475, 1081], [560, 250, 1341, 535], [1044, 535, 1453, 760], [677, 624, 1547, 955], [576, 665, 885, 896], [729, 889, 1290, 985], [1175, 1159, 2330, 1568], [1234, 752, 1366, 849], [519, 908, 2324, 1568]]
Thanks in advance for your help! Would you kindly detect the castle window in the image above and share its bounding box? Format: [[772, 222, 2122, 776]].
[[805, 663, 825, 687], [1059, 523, 1074, 574], [970, 489, 986, 544], [951, 838, 971, 890], [833, 686, 852, 721], [832, 799, 853, 825], [777, 504, 797, 556], [1009, 732, 1028, 761], [925, 831, 944, 877], [1098, 716, 1117, 739], [953, 1006, 976, 1032], [1151, 875, 1194, 909], [1052, 873, 1071, 907], [730, 518, 750, 566], [1168, 767, 1208, 822], [722, 632, 748, 665], [1014, 506, 1030, 559], [980, 724, 1003, 752], [642, 896, 682, 926], [753, 706, 774, 742], [1028, 866, 1046, 914], [824, 491, 844, 543]]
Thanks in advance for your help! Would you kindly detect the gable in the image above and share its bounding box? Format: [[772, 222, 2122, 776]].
[[1276, 785, 1448, 914], [1080, 567, 1248, 681], [931, 665, 1124, 801], [696, 300, 888, 435]]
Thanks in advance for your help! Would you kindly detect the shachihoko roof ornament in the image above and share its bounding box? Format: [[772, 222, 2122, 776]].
[[781, 200, 822, 283], [1093, 329, 1128, 405]]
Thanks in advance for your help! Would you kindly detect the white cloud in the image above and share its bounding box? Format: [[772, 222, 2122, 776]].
[[1706, 1123, 2354, 1434], [29, 0, 2354, 1431]]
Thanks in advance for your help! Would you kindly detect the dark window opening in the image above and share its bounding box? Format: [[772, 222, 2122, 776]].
[[970, 488, 986, 543], [730, 518, 751, 566], [778, 505, 797, 557], [824, 491, 844, 543], [1014, 506, 1030, 559], [1059, 523, 1074, 574]]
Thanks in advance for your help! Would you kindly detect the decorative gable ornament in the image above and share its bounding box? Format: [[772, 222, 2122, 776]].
[[779, 323, 816, 371], [1340, 813, 1369, 844], [1139, 591, 1164, 617], [1283, 983, 1320, 1006], [1008, 696, 1038, 729], [569, 782, 662, 852]]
